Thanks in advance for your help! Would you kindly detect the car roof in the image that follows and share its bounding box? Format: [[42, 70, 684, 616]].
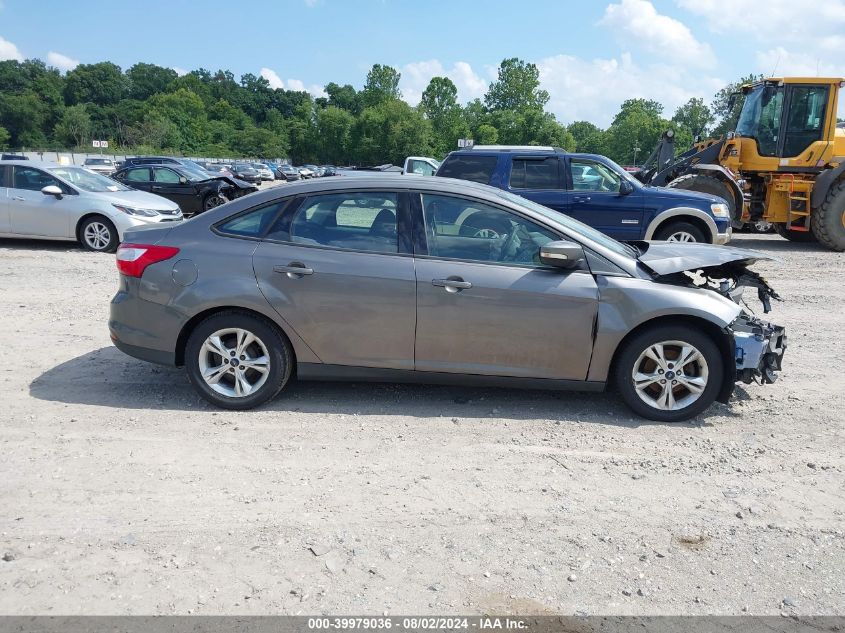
[[1, 160, 62, 168], [445, 148, 612, 163]]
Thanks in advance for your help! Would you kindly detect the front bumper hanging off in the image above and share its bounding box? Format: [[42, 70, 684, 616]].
[[732, 314, 787, 384]]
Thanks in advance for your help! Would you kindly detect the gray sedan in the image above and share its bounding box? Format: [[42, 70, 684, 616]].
[[109, 176, 786, 422]]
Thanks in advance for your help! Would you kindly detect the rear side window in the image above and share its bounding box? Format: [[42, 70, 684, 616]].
[[0, 165, 10, 188], [217, 200, 287, 238], [509, 157, 562, 189], [123, 168, 150, 183], [437, 155, 497, 184]]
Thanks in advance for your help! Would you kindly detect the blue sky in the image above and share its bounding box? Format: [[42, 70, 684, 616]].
[[1, 0, 844, 126]]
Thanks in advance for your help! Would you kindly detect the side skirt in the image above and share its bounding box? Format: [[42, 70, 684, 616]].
[[296, 363, 606, 392]]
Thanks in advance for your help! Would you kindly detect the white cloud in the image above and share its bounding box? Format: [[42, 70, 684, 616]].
[[537, 52, 723, 127], [0, 35, 22, 62], [172, 66, 188, 76], [755, 47, 845, 79], [285, 78, 327, 98], [46, 51, 79, 72], [400, 59, 489, 106], [600, 0, 715, 68], [677, 0, 845, 42], [260, 67, 284, 89]]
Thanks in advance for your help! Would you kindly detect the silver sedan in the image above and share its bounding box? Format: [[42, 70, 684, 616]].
[[0, 160, 182, 252], [109, 176, 786, 422]]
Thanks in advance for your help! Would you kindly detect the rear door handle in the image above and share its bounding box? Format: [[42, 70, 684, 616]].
[[12, 196, 25, 201], [274, 263, 314, 278], [573, 195, 591, 203], [432, 278, 472, 292]]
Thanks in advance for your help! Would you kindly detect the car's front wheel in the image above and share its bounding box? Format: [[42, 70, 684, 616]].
[[653, 221, 708, 243], [203, 192, 228, 212], [185, 312, 292, 410], [614, 325, 723, 422], [79, 216, 119, 252]]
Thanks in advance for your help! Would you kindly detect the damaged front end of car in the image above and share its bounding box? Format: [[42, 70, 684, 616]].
[[638, 242, 788, 387]]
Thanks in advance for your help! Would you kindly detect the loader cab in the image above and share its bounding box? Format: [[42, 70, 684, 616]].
[[730, 78, 843, 168]]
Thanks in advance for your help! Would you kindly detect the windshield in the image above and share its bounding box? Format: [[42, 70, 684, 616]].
[[84, 158, 111, 165], [50, 166, 130, 192], [177, 164, 213, 181], [493, 188, 636, 259], [736, 84, 783, 156]]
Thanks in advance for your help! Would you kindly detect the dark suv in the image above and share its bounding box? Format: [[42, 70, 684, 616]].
[[436, 146, 732, 243]]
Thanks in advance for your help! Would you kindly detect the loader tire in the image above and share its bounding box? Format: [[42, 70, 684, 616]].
[[812, 180, 845, 252], [667, 173, 739, 225], [774, 223, 817, 243]]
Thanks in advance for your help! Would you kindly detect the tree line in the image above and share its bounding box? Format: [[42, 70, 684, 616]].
[[0, 56, 753, 165]]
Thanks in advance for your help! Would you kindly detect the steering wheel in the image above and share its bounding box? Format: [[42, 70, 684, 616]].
[[499, 223, 535, 263]]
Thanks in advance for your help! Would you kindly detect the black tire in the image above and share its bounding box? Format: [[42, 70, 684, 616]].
[[667, 173, 739, 225], [774, 223, 817, 243], [614, 324, 724, 423], [653, 220, 708, 243], [78, 215, 119, 253], [812, 180, 845, 251], [203, 192, 228, 212], [185, 311, 293, 410]]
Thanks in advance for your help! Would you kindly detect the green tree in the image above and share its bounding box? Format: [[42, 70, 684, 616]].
[[672, 97, 714, 139], [126, 63, 178, 100], [325, 82, 362, 115], [53, 104, 92, 147], [475, 124, 498, 145], [0, 91, 49, 147], [420, 76, 467, 155], [362, 64, 401, 107], [0, 125, 10, 149], [484, 58, 549, 112], [353, 100, 432, 165], [316, 105, 355, 163], [64, 62, 128, 106], [605, 99, 667, 164], [148, 88, 209, 152]]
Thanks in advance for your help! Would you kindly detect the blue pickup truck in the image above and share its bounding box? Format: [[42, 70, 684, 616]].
[[435, 146, 732, 244]]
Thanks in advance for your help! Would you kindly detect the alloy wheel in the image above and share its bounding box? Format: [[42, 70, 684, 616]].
[[666, 231, 697, 242], [83, 222, 112, 250], [198, 328, 270, 398], [205, 195, 226, 210], [631, 340, 709, 411]]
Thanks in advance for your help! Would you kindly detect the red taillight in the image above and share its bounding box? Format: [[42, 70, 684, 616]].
[[116, 243, 180, 278]]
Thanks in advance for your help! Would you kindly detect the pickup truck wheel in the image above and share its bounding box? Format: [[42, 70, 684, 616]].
[[614, 325, 723, 423], [812, 181, 845, 251], [774, 223, 817, 243], [654, 221, 707, 243]]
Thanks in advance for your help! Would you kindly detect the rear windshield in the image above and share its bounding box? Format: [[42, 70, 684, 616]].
[[437, 155, 498, 185]]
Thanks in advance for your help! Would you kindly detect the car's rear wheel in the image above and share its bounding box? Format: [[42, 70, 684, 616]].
[[653, 221, 708, 243], [79, 216, 118, 252], [614, 325, 723, 422], [203, 192, 228, 212], [185, 312, 292, 410]]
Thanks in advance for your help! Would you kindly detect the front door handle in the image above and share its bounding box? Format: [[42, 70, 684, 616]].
[[432, 277, 472, 293], [573, 195, 591, 203], [12, 196, 25, 201], [274, 263, 314, 278]]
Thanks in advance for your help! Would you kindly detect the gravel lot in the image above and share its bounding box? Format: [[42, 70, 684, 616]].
[[0, 232, 843, 616]]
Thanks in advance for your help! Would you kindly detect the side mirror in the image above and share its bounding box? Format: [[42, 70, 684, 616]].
[[41, 185, 63, 199], [620, 181, 634, 195], [539, 240, 585, 269], [179, 176, 188, 184]]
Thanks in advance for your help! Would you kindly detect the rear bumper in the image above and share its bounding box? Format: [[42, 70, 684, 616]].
[[109, 284, 182, 366], [732, 314, 786, 384]]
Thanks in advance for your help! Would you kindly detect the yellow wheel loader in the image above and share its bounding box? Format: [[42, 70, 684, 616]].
[[637, 78, 845, 251]]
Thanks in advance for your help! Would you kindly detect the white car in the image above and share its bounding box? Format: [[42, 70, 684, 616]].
[[403, 156, 441, 176], [0, 160, 182, 252], [253, 163, 275, 181], [83, 157, 117, 176]]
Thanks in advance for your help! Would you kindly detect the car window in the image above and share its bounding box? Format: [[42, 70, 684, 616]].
[[12, 166, 63, 192], [154, 168, 182, 184], [421, 194, 558, 267], [509, 157, 562, 189], [0, 165, 10, 188], [217, 201, 287, 238], [123, 168, 150, 183], [408, 160, 436, 176], [570, 159, 621, 193], [436, 155, 498, 184], [284, 192, 400, 254]]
